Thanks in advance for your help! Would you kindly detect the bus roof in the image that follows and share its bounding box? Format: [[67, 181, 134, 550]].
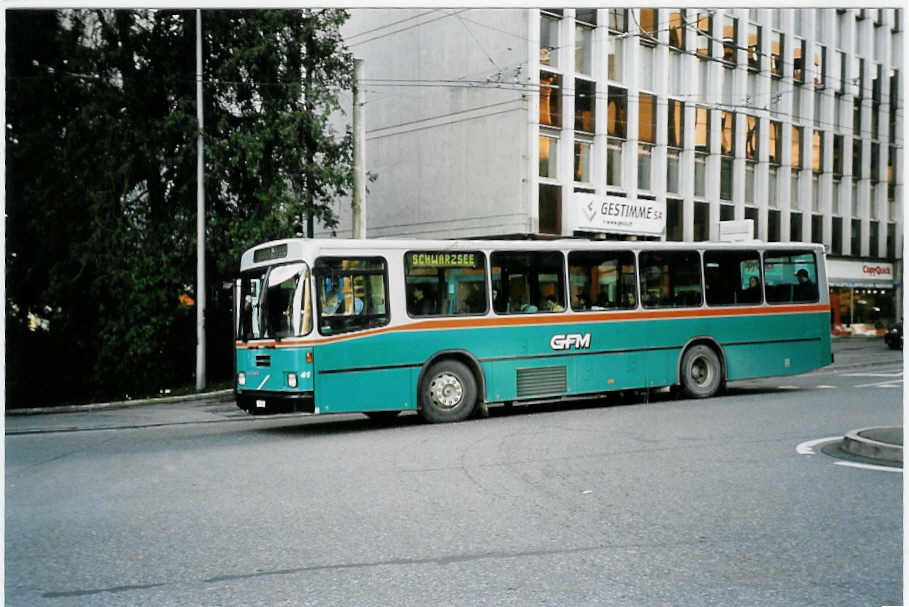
[[240, 238, 826, 272]]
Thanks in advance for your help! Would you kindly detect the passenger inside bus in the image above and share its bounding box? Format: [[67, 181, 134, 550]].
[[407, 285, 435, 316]]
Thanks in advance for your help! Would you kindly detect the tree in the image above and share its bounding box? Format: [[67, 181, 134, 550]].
[[6, 9, 356, 407]]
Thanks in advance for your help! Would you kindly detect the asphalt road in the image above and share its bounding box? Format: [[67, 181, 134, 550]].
[[5, 338, 903, 606]]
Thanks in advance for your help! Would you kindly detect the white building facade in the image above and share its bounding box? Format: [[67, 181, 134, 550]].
[[333, 8, 903, 325]]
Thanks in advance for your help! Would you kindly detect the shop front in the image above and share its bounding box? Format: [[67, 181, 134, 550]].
[[827, 259, 899, 335]]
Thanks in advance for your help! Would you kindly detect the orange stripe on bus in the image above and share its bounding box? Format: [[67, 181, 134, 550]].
[[236, 304, 831, 349]]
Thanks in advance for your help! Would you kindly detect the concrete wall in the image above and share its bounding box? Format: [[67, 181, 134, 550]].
[[323, 9, 532, 239]]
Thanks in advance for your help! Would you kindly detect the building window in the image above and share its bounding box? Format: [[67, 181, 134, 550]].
[[769, 166, 779, 207], [745, 115, 759, 161], [837, 50, 847, 93], [851, 182, 859, 216], [721, 111, 735, 156], [694, 153, 707, 198], [640, 9, 658, 42], [768, 209, 781, 241], [638, 145, 653, 190], [697, 13, 712, 56], [812, 130, 824, 173], [888, 145, 896, 189], [792, 172, 801, 209], [833, 178, 842, 215], [538, 183, 562, 235], [575, 24, 593, 76], [695, 106, 710, 152], [747, 23, 761, 71], [771, 31, 784, 77], [575, 78, 595, 132], [608, 37, 624, 82], [745, 161, 756, 203], [871, 142, 880, 183], [790, 212, 803, 242], [870, 221, 879, 256], [832, 216, 843, 254], [793, 37, 806, 83], [853, 138, 862, 179], [669, 10, 685, 50], [667, 99, 684, 149], [539, 135, 557, 178], [575, 9, 597, 27], [608, 86, 627, 138], [887, 222, 896, 259], [745, 206, 758, 236], [769, 120, 782, 164], [667, 149, 680, 194], [814, 44, 826, 88], [854, 57, 865, 99], [608, 9, 627, 33], [666, 198, 683, 241], [721, 203, 735, 221], [639, 93, 656, 144], [792, 126, 802, 169], [606, 139, 623, 187], [853, 97, 862, 133], [540, 14, 560, 68], [812, 175, 821, 212], [574, 140, 591, 183], [540, 72, 562, 127], [721, 157, 734, 201], [850, 218, 861, 255], [722, 15, 738, 65], [889, 69, 899, 141], [694, 201, 709, 241], [833, 134, 844, 176]]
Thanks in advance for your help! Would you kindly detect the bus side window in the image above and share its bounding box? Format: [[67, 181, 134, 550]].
[[640, 251, 703, 309], [404, 251, 487, 317], [704, 250, 762, 306], [491, 251, 565, 314], [568, 250, 637, 311]]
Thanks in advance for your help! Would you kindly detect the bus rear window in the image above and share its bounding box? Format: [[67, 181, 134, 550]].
[[314, 257, 389, 335], [405, 251, 487, 316], [764, 250, 819, 303]]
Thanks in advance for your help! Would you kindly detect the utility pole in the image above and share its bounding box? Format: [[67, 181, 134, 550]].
[[352, 58, 366, 239], [195, 9, 206, 390]]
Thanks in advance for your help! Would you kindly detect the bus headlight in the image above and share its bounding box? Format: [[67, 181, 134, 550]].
[[237, 372, 246, 386], [287, 373, 298, 388]]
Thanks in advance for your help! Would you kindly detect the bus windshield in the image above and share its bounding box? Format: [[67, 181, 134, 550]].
[[237, 262, 312, 340]]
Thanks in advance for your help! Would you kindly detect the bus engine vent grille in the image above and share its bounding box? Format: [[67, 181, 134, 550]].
[[516, 366, 567, 397], [255, 354, 271, 368]]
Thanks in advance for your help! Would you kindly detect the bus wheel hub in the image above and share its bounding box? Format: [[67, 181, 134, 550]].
[[430, 373, 463, 409]]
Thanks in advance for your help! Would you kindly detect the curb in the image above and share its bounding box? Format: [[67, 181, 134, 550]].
[[6, 390, 234, 416], [840, 426, 903, 464]]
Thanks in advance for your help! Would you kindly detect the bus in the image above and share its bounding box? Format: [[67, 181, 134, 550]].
[[233, 238, 832, 423]]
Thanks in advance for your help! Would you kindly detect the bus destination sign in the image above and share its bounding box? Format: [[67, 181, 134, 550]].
[[409, 252, 479, 268]]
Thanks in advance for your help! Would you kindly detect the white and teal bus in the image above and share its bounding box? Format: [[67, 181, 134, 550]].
[[234, 238, 832, 422]]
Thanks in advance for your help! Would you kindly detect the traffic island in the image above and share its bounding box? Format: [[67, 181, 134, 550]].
[[840, 426, 903, 464]]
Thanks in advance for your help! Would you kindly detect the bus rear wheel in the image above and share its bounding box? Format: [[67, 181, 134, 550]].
[[680, 344, 723, 399], [419, 359, 477, 423]]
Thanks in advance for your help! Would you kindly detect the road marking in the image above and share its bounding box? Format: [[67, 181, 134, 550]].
[[833, 461, 902, 473], [854, 379, 904, 389], [796, 436, 841, 455], [816, 385, 836, 389], [843, 371, 903, 378]]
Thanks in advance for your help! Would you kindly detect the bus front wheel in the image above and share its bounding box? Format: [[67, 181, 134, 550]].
[[680, 344, 723, 399], [419, 359, 478, 423]]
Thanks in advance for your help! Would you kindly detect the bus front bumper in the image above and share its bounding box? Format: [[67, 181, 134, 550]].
[[235, 390, 315, 415]]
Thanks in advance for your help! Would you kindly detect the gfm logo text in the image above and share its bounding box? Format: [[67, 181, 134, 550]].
[[550, 333, 592, 350]]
